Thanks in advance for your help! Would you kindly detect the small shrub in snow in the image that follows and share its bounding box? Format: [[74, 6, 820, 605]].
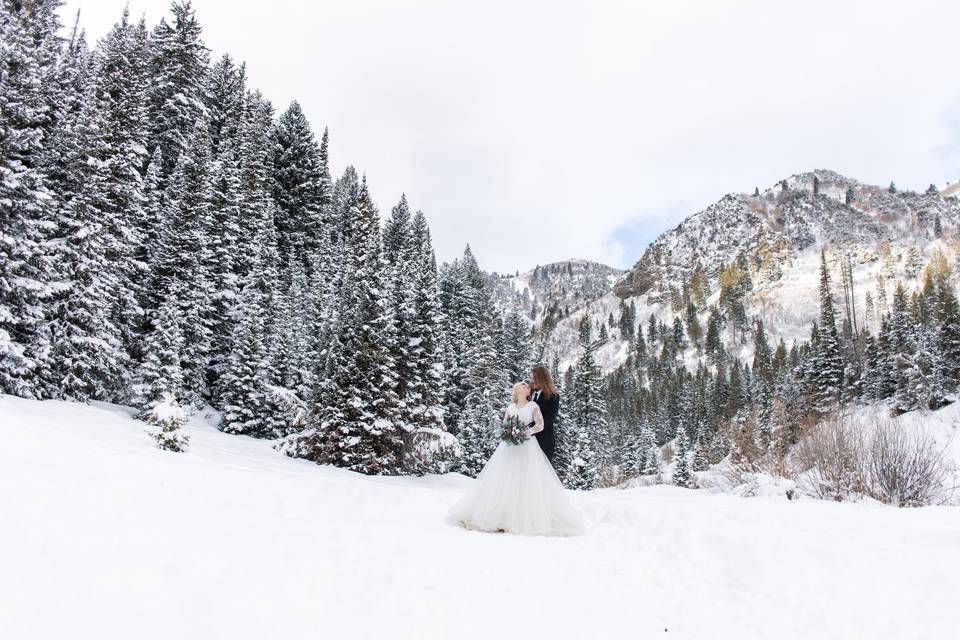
[[402, 427, 461, 474], [864, 421, 952, 507], [145, 394, 190, 453], [793, 415, 865, 501]]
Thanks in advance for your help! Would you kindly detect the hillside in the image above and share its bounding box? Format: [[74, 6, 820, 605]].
[[3, 394, 959, 640], [488, 259, 623, 326], [525, 170, 960, 373]]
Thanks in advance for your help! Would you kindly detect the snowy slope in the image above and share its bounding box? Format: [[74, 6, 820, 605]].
[[488, 259, 623, 325], [3, 395, 960, 640], [532, 170, 960, 374]]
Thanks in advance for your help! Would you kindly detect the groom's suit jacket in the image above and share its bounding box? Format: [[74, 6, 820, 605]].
[[530, 390, 559, 463]]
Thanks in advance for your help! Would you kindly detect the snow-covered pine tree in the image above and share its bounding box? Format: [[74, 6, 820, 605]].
[[454, 294, 510, 476], [92, 8, 153, 375], [814, 250, 844, 407], [672, 429, 692, 487], [218, 200, 281, 436], [500, 310, 531, 384], [148, 0, 210, 183], [936, 280, 960, 387], [691, 428, 711, 472], [205, 137, 243, 397], [0, 0, 64, 398], [439, 246, 490, 434], [270, 100, 325, 270], [46, 80, 127, 401], [151, 120, 215, 403], [564, 322, 608, 485], [752, 319, 774, 447], [639, 424, 661, 475], [134, 293, 186, 414], [455, 393, 500, 477], [295, 177, 403, 473], [234, 90, 275, 279], [282, 257, 313, 398], [382, 195, 418, 431], [219, 269, 273, 436], [565, 422, 600, 490], [406, 211, 447, 434], [205, 54, 245, 158], [145, 392, 190, 452]]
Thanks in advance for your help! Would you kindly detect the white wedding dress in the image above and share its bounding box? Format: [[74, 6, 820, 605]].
[[448, 401, 585, 536]]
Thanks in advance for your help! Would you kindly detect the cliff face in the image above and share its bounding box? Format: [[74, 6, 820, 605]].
[[613, 170, 959, 301]]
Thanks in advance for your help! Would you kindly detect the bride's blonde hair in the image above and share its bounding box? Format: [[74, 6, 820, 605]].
[[511, 382, 528, 403]]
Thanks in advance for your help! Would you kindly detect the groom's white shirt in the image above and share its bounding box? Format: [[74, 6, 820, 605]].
[[531, 390, 541, 401]]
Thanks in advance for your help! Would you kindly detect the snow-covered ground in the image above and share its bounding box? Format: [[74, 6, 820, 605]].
[[3, 395, 959, 640]]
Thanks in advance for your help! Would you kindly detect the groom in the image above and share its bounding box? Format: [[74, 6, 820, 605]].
[[528, 365, 560, 466]]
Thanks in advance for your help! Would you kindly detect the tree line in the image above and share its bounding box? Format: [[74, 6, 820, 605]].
[[0, 0, 531, 475]]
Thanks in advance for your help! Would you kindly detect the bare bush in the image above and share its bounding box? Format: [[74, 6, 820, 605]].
[[865, 422, 952, 507], [792, 415, 865, 501], [792, 413, 955, 506]]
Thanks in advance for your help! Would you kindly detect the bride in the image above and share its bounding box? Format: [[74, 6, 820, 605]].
[[448, 382, 585, 536]]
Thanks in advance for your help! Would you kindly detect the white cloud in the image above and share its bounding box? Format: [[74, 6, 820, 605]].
[[65, 0, 960, 272]]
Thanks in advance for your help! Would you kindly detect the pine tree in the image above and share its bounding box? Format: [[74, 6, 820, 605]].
[[382, 195, 417, 430], [205, 54, 245, 157], [0, 0, 64, 397], [145, 392, 190, 452], [501, 310, 531, 384], [565, 422, 600, 490], [234, 90, 275, 280], [752, 319, 774, 445], [302, 178, 403, 473], [566, 326, 609, 480], [270, 100, 326, 269], [151, 121, 215, 402], [672, 429, 692, 487], [814, 251, 844, 407], [205, 137, 243, 395], [46, 81, 127, 401], [93, 9, 152, 371], [135, 293, 186, 414], [936, 281, 960, 387], [691, 429, 711, 472], [219, 271, 273, 436], [148, 1, 209, 183], [455, 393, 500, 477], [405, 211, 447, 435]]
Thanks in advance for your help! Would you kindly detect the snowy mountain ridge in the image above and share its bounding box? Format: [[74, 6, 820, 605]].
[[493, 170, 960, 374], [488, 259, 624, 328]]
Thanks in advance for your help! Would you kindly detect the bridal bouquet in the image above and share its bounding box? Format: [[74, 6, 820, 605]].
[[501, 414, 529, 445]]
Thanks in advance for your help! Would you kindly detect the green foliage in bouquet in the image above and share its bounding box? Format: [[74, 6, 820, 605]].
[[501, 414, 530, 446]]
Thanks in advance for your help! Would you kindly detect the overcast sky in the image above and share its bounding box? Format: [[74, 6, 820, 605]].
[[63, 0, 960, 273]]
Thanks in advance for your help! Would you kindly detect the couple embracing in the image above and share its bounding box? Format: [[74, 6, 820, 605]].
[[449, 366, 585, 537]]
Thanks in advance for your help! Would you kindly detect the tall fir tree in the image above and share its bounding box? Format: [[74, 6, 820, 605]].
[[295, 178, 403, 473], [148, 0, 210, 183], [152, 120, 215, 402], [815, 250, 844, 407], [270, 100, 326, 270], [0, 0, 65, 397]]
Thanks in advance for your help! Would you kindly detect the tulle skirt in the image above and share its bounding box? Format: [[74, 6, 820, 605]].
[[448, 439, 585, 536]]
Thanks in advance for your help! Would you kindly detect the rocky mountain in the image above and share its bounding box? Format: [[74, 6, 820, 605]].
[[504, 170, 960, 374], [614, 169, 958, 300], [488, 259, 624, 328]]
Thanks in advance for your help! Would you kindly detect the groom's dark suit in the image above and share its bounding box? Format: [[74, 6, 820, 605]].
[[530, 389, 559, 465]]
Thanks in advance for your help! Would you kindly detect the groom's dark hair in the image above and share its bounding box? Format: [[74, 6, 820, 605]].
[[530, 366, 557, 399]]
